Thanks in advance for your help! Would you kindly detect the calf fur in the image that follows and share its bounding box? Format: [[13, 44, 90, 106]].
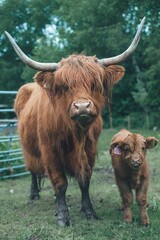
[[110, 129, 158, 226]]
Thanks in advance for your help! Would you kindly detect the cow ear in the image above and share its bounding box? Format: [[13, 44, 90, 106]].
[[105, 65, 125, 85], [110, 140, 124, 155], [145, 137, 159, 149], [34, 71, 54, 89]]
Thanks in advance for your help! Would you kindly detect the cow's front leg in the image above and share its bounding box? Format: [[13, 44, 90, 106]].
[[41, 143, 70, 226], [47, 169, 70, 226], [117, 180, 133, 223], [78, 179, 98, 220], [56, 180, 70, 226]]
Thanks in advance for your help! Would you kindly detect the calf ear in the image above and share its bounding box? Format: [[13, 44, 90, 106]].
[[34, 71, 54, 89], [105, 65, 125, 85], [110, 141, 124, 155], [145, 137, 159, 149]]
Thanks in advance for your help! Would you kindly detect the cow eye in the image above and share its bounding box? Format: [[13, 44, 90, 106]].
[[91, 83, 95, 92], [62, 85, 69, 92], [142, 146, 146, 151], [54, 84, 69, 95], [124, 144, 130, 151]]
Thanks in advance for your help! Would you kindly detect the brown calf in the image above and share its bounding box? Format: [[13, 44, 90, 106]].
[[110, 129, 158, 226]]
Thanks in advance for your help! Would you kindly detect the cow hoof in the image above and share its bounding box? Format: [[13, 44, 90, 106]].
[[30, 193, 40, 200], [143, 223, 149, 227], [141, 221, 149, 227], [57, 217, 70, 227], [86, 212, 99, 220], [81, 208, 99, 220], [57, 209, 71, 227], [124, 219, 132, 224]]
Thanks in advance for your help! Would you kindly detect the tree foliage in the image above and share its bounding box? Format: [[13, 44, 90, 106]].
[[0, 0, 159, 127], [0, 0, 60, 89]]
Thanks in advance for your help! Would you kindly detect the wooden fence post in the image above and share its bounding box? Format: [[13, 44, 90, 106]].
[[146, 113, 150, 129], [127, 116, 131, 129], [109, 116, 113, 129]]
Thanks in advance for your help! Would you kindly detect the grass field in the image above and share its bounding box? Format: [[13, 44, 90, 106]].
[[0, 129, 160, 240]]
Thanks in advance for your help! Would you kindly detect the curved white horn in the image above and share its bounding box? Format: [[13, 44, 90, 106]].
[[5, 31, 58, 71], [99, 17, 145, 66]]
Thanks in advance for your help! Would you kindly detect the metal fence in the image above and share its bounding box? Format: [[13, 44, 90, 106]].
[[0, 91, 29, 179]]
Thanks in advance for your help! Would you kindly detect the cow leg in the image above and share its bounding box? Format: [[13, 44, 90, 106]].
[[117, 181, 133, 223], [30, 172, 40, 200], [47, 169, 70, 226], [56, 182, 70, 226], [136, 184, 149, 226], [78, 179, 98, 220]]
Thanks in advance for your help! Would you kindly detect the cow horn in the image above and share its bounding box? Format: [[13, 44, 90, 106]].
[[5, 31, 59, 71], [99, 17, 145, 66]]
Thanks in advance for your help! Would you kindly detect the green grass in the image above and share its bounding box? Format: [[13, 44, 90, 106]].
[[0, 129, 160, 240]]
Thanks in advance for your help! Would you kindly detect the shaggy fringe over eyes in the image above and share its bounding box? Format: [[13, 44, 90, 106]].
[[54, 54, 105, 95], [42, 54, 117, 133]]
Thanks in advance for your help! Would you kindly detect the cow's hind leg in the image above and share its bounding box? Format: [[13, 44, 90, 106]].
[[30, 172, 41, 200], [79, 179, 98, 220]]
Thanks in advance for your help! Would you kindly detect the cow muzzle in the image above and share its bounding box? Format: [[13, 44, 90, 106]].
[[70, 100, 97, 127], [130, 158, 142, 169]]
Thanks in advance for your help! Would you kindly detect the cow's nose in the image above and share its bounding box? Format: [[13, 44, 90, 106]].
[[69, 99, 97, 127], [73, 100, 92, 111], [131, 158, 141, 168], [132, 158, 140, 163]]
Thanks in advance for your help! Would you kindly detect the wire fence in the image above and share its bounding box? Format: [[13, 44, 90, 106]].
[[103, 111, 160, 130], [0, 91, 29, 179]]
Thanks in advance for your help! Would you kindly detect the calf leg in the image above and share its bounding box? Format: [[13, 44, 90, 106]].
[[136, 188, 149, 226], [78, 179, 98, 220], [117, 181, 133, 223], [30, 172, 41, 200]]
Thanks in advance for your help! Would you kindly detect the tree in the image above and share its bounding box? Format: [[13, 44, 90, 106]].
[[0, 0, 159, 127], [125, 0, 160, 126], [54, 0, 143, 124], [21, 38, 66, 82], [0, 0, 60, 90]]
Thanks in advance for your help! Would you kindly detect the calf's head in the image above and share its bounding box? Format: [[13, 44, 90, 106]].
[[34, 55, 124, 128], [111, 133, 158, 170]]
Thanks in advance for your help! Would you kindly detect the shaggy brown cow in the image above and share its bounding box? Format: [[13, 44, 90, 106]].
[[5, 17, 145, 226], [110, 129, 158, 226]]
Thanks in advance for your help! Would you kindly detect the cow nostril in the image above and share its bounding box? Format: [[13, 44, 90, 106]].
[[86, 100, 91, 108], [73, 102, 79, 109], [73, 100, 92, 110], [132, 158, 140, 164]]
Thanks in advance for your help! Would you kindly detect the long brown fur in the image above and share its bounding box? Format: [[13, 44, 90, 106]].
[[15, 54, 124, 182], [110, 129, 158, 226], [14, 54, 125, 224]]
